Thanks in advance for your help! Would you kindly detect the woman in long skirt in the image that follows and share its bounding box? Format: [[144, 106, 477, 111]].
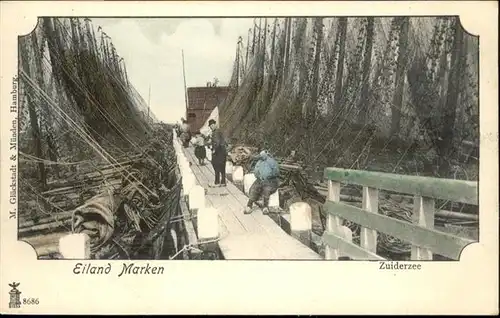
[[192, 131, 207, 165]]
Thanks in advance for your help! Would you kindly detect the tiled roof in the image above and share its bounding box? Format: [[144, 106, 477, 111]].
[[187, 86, 231, 110]]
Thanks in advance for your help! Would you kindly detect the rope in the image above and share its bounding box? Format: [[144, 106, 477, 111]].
[[169, 236, 223, 260], [20, 69, 158, 199], [48, 20, 159, 155], [22, 21, 165, 192], [169, 213, 196, 223], [19, 18, 183, 260], [19, 151, 93, 166], [21, 43, 131, 159], [20, 179, 73, 232]]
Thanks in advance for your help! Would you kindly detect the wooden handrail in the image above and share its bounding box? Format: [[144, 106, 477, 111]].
[[322, 232, 385, 260], [324, 167, 478, 205], [323, 201, 474, 260], [322, 168, 479, 261]]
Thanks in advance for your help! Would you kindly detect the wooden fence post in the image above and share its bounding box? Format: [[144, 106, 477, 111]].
[[290, 202, 312, 248], [361, 186, 379, 255], [58, 233, 90, 259], [325, 180, 342, 260], [411, 195, 435, 260]]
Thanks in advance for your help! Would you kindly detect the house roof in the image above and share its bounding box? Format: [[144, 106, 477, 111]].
[[187, 86, 231, 110]]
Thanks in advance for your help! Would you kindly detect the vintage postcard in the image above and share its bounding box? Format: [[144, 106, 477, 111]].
[[1, 0, 498, 314]]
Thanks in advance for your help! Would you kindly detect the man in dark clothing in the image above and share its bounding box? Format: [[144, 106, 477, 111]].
[[208, 119, 227, 187], [180, 118, 191, 148], [244, 150, 280, 215]]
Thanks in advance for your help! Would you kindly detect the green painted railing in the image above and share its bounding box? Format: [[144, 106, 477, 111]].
[[322, 167, 478, 261]]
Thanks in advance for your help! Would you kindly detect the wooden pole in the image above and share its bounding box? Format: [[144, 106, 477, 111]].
[[252, 21, 257, 55], [267, 18, 277, 102], [182, 49, 189, 115], [283, 17, 292, 83], [257, 18, 262, 54], [246, 28, 251, 70], [260, 18, 268, 90], [147, 83, 151, 122], [235, 40, 240, 87]]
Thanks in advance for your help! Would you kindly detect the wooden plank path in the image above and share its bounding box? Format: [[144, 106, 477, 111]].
[[182, 147, 321, 260]]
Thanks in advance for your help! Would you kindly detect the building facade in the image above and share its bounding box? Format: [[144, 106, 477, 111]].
[[185, 85, 230, 133]]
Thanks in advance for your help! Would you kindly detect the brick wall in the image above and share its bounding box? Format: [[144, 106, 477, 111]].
[[185, 86, 230, 132]]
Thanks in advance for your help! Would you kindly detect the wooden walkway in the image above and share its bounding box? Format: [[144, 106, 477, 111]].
[[182, 147, 321, 260]]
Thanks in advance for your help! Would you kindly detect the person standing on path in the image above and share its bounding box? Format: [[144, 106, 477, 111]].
[[179, 118, 191, 148], [244, 150, 280, 215], [208, 119, 227, 187]]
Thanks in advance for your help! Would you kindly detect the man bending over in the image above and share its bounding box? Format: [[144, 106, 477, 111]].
[[244, 150, 280, 215]]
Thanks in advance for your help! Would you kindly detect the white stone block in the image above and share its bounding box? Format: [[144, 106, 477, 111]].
[[197, 207, 219, 240], [178, 161, 186, 173], [342, 225, 353, 242], [289, 202, 312, 232], [181, 164, 191, 179], [179, 153, 186, 162], [269, 191, 280, 208], [182, 173, 196, 195], [225, 161, 233, 175], [59, 233, 90, 259], [188, 185, 205, 210], [180, 158, 190, 171], [232, 166, 244, 183], [243, 173, 257, 195], [170, 228, 178, 254], [187, 170, 197, 185]]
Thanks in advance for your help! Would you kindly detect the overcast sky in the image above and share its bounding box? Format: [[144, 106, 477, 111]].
[[91, 18, 254, 123]]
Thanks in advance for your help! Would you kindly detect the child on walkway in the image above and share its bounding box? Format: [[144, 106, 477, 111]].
[[191, 131, 207, 165]]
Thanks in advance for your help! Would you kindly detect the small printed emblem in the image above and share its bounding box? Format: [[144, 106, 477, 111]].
[[8, 282, 21, 308]]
